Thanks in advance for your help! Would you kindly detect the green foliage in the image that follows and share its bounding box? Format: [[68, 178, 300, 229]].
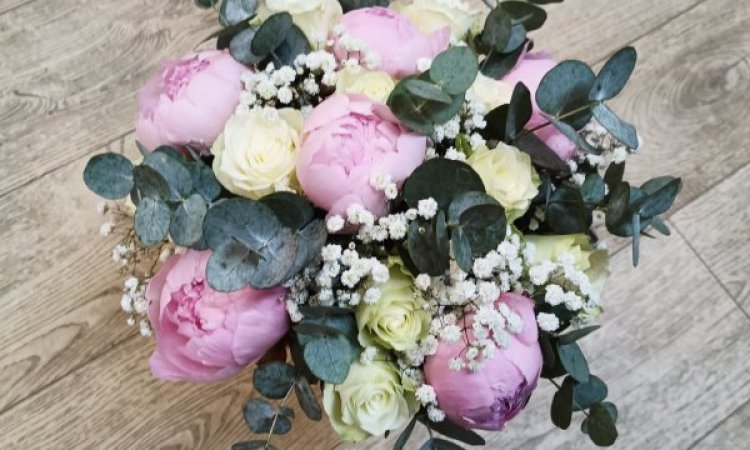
[[407, 214, 451, 276], [143, 148, 194, 200], [134, 197, 171, 246], [292, 310, 359, 384], [403, 159, 485, 209], [418, 416, 485, 445], [223, 11, 310, 67], [545, 184, 590, 233], [302, 332, 352, 384], [551, 376, 574, 429], [480, 44, 526, 80], [253, 362, 296, 400], [232, 441, 277, 450], [83, 153, 134, 200], [586, 403, 619, 446], [459, 203, 507, 256], [394, 415, 418, 450], [294, 376, 322, 421], [481, 5, 512, 52], [243, 399, 292, 435], [592, 103, 639, 149], [580, 174, 606, 206], [514, 133, 570, 174], [430, 47, 479, 95], [170, 193, 208, 247], [590, 47, 637, 101], [339, 0, 389, 12], [547, 117, 600, 154], [558, 325, 600, 345], [506, 82, 533, 140], [501, 1, 548, 31], [251, 12, 293, 56], [404, 78, 453, 104], [420, 438, 465, 450], [229, 26, 263, 65], [536, 60, 595, 128], [573, 375, 609, 411], [219, 0, 257, 26], [557, 342, 590, 383]]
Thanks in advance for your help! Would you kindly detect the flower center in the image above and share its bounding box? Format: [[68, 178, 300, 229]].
[[168, 279, 208, 331], [162, 55, 211, 100]]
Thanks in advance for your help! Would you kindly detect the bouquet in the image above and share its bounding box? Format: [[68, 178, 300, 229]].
[[83, 0, 682, 448]]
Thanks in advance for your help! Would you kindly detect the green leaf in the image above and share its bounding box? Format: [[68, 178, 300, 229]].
[[605, 182, 630, 231], [229, 26, 264, 66], [251, 12, 293, 57], [632, 213, 641, 267], [501, 1, 547, 31], [170, 194, 208, 247], [294, 376, 322, 421], [388, 86, 435, 135], [547, 117, 600, 154], [339, 0, 389, 12], [551, 376, 574, 429], [514, 133, 571, 174], [189, 163, 222, 202], [458, 203, 507, 256], [206, 239, 260, 291], [231, 441, 270, 450], [83, 153, 134, 200], [480, 43, 526, 80], [452, 227, 474, 274], [394, 415, 418, 450], [267, 24, 310, 68], [526, 0, 563, 3], [243, 398, 292, 435], [573, 375, 608, 411], [143, 150, 194, 200], [283, 219, 328, 282], [447, 191, 499, 225], [297, 312, 360, 361], [557, 342, 590, 383], [650, 216, 671, 235], [581, 173, 606, 205], [404, 78, 452, 104], [403, 159, 485, 209], [429, 46, 479, 95], [407, 215, 451, 276], [220, 0, 257, 26], [506, 82, 532, 139], [639, 177, 681, 218], [253, 362, 295, 399], [260, 192, 315, 230], [132, 165, 171, 202], [135, 197, 171, 246], [558, 325, 600, 345], [203, 198, 281, 252], [603, 162, 625, 188], [423, 91, 466, 124], [422, 438, 465, 450], [546, 184, 590, 233], [536, 60, 595, 128], [481, 6, 512, 52], [480, 104, 509, 141], [592, 103, 639, 149], [419, 416, 485, 445], [587, 403, 619, 446], [303, 333, 352, 384], [590, 46, 637, 101]]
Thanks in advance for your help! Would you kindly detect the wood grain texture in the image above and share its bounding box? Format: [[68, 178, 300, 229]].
[[672, 162, 750, 312], [691, 400, 750, 450], [0, 0, 216, 196]]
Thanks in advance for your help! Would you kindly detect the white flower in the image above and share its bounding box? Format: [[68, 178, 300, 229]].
[[384, 183, 399, 200], [415, 274, 432, 291], [364, 287, 381, 305], [277, 86, 294, 104], [417, 57, 433, 72], [326, 215, 345, 233], [449, 357, 465, 371], [359, 346, 378, 365], [415, 384, 437, 405], [472, 258, 494, 279], [440, 324, 462, 344], [544, 284, 565, 306], [120, 295, 133, 313], [537, 313, 560, 332], [417, 198, 438, 220], [124, 277, 139, 292], [321, 244, 343, 262], [371, 264, 390, 283], [139, 319, 153, 337], [99, 222, 114, 236]]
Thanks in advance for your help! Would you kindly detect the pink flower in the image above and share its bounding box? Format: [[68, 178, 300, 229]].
[[296, 94, 427, 218], [136, 50, 247, 151], [424, 293, 543, 430], [146, 250, 290, 382], [332, 7, 450, 79], [503, 52, 578, 161]]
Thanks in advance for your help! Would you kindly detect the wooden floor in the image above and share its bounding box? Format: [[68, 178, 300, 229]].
[[0, 0, 748, 448]]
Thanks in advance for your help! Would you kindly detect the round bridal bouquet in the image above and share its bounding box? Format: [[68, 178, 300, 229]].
[[83, 0, 682, 448]]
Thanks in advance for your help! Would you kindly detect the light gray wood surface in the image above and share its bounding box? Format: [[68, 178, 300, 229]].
[[0, 0, 748, 449]]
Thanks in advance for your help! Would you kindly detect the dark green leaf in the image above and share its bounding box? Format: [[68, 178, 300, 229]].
[[502, 22, 527, 53], [260, 192, 315, 230], [551, 376, 574, 429], [294, 376, 322, 421], [419, 416, 485, 445], [407, 216, 451, 276], [229, 26, 264, 66], [590, 47, 637, 101], [546, 184, 590, 233], [231, 441, 269, 450], [558, 325, 600, 345], [573, 375, 608, 411], [447, 191, 499, 225], [220, 0, 257, 26], [501, 1, 547, 31], [639, 177, 681, 218], [283, 219, 327, 281], [536, 60, 595, 128], [253, 361, 295, 399], [506, 82, 532, 139], [526, 0, 563, 3], [83, 153, 134, 200], [403, 159, 485, 209], [394, 415, 418, 450], [480, 43, 526, 80], [605, 182, 630, 232], [251, 12, 293, 57], [650, 215, 671, 235], [339, 0, 389, 12], [458, 203, 507, 256], [303, 333, 352, 384], [203, 198, 281, 251], [481, 6, 512, 52], [452, 227, 474, 274], [297, 312, 360, 360], [423, 438, 465, 450], [430, 46, 479, 95], [592, 103, 639, 149], [388, 86, 435, 135], [423, 91, 467, 124], [189, 163, 222, 202], [514, 133, 571, 173], [132, 165, 171, 201], [404, 78, 452, 104], [206, 239, 259, 291], [581, 173, 606, 205], [603, 162, 625, 188], [480, 104, 509, 141], [143, 150, 194, 200], [587, 403, 618, 446], [170, 194, 208, 247], [267, 24, 310, 68], [243, 398, 292, 435], [134, 197, 171, 246], [557, 342, 590, 383], [632, 213, 641, 267]]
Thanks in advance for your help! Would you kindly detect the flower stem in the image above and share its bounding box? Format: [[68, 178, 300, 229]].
[[549, 379, 590, 417], [265, 385, 296, 448], [514, 101, 600, 141]]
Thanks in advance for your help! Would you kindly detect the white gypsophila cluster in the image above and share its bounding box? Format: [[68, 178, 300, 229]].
[[332, 25, 381, 71], [536, 312, 561, 332], [577, 118, 643, 171], [431, 96, 487, 158], [237, 51, 338, 112], [369, 173, 400, 201], [417, 198, 439, 220], [120, 276, 153, 336]]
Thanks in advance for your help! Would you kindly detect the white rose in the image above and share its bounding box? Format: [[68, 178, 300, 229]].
[[467, 72, 515, 111], [258, 0, 343, 45], [392, 0, 482, 39], [211, 108, 303, 200], [467, 143, 541, 218], [336, 67, 396, 104]]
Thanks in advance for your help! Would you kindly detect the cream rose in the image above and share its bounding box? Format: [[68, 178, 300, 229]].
[[525, 234, 610, 300], [356, 257, 431, 351], [467, 143, 540, 218], [258, 0, 342, 45], [323, 361, 418, 442], [393, 0, 481, 39], [467, 72, 515, 111], [211, 108, 303, 200], [335, 67, 396, 104]]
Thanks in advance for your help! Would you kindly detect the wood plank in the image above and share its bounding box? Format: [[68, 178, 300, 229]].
[[0, 0, 215, 196], [672, 162, 750, 311], [692, 400, 750, 450]]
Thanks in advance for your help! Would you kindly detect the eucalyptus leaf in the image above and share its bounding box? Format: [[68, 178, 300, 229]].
[[546, 184, 590, 233], [253, 361, 295, 399], [135, 197, 171, 246], [283, 219, 327, 282], [260, 192, 315, 230], [229, 26, 264, 65], [514, 133, 570, 174], [581, 173, 606, 205], [83, 153, 134, 200], [447, 191, 499, 225], [220, 0, 257, 26], [243, 398, 292, 435], [203, 198, 281, 252], [481, 6, 512, 52], [206, 239, 260, 292], [422, 438, 465, 450], [429, 46, 479, 95], [404, 78, 452, 104], [423, 91, 466, 124], [303, 333, 352, 384], [339, 0, 389, 12], [143, 150, 194, 200], [639, 177, 681, 218], [590, 46, 637, 101], [480, 104, 509, 141], [480, 43, 526, 80], [403, 159, 485, 209], [458, 204, 507, 256], [294, 376, 322, 421], [506, 82, 532, 139], [573, 375, 608, 411], [407, 216, 450, 276], [557, 342, 590, 383], [170, 193, 208, 247], [547, 117, 600, 154], [419, 416, 485, 445], [388, 86, 435, 135], [650, 216, 671, 235], [501, 1, 547, 31], [551, 376, 574, 429], [536, 60, 595, 128], [587, 403, 618, 446], [267, 24, 310, 67], [195, 0, 218, 7], [231, 441, 270, 450], [592, 103, 639, 149], [251, 12, 293, 57], [603, 162, 625, 188], [558, 325, 600, 345], [189, 163, 222, 202], [132, 165, 171, 201], [451, 227, 474, 274]]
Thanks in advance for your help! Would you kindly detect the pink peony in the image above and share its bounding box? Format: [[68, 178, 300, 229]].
[[135, 50, 247, 151], [424, 293, 543, 430], [296, 94, 427, 218], [332, 7, 450, 79], [146, 250, 290, 382], [503, 52, 578, 161]]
